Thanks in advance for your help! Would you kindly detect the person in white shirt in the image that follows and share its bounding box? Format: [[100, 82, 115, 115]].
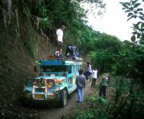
[[84, 62, 93, 80], [91, 68, 98, 88], [54, 48, 62, 57], [56, 25, 65, 50]]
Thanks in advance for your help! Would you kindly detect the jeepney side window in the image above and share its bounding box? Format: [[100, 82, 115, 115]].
[[40, 66, 54, 72], [73, 66, 75, 73], [61, 66, 67, 72], [74, 65, 76, 72], [40, 66, 47, 72], [76, 65, 79, 72], [67, 66, 71, 74], [71, 66, 74, 73], [80, 65, 82, 70], [40, 65, 67, 72], [76, 65, 79, 75], [79, 65, 81, 70], [77, 66, 79, 72]]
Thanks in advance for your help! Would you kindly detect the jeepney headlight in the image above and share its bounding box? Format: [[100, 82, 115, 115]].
[[23, 87, 32, 93], [24, 89, 31, 93]]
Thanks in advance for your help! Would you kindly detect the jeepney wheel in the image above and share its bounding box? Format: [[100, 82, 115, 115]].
[[59, 89, 67, 107]]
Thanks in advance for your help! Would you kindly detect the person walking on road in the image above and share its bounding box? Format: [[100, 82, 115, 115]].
[[76, 69, 86, 103], [84, 62, 93, 80], [91, 68, 98, 88], [56, 24, 65, 50]]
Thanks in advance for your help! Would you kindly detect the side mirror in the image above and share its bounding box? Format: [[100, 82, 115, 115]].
[[28, 80, 33, 85]]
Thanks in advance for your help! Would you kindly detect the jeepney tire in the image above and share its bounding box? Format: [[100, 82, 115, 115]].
[[59, 89, 68, 107]]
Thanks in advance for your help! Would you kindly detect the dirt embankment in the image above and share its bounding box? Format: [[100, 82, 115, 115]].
[[0, 27, 51, 119]]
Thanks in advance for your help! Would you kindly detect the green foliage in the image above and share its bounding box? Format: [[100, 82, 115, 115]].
[[1, 0, 144, 118], [85, 35, 122, 73], [71, 76, 144, 119], [112, 41, 144, 81], [72, 96, 109, 119], [109, 77, 144, 119], [120, 0, 144, 44], [0, 0, 106, 58]]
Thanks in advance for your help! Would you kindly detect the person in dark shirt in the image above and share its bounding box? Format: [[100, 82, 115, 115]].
[[65, 45, 78, 58], [76, 69, 86, 103], [99, 73, 110, 98]]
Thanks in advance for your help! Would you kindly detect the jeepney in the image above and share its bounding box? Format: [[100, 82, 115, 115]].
[[23, 56, 83, 107]]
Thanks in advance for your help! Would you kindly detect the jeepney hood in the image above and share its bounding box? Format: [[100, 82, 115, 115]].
[[24, 76, 66, 93], [32, 75, 66, 87], [35, 75, 66, 81]]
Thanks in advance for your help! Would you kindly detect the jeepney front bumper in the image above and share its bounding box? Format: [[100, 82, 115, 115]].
[[23, 91, 59, 100], [23, 92, 60, 106], [23, 85, 61, 105]]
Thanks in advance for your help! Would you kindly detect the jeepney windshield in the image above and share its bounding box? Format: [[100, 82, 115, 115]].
[[40, 65, 68, 72]]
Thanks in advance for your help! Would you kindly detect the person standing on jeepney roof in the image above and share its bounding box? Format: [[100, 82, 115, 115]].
[[56, 24, 65, 50], [76, 69, 86, 103], [84, 62, 93, 80]]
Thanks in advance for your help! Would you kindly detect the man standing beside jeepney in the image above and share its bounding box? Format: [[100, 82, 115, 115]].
[[76, 69, 86, 103]]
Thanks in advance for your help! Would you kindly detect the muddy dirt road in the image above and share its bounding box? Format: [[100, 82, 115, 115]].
[[38, 81, 93, 119]]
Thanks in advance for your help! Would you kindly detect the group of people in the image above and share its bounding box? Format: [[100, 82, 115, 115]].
[[55, 24, 82, 60], [76, 62, 110, 103], [55, 24, 110, 103]]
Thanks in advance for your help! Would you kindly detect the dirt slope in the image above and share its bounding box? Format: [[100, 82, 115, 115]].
[[0, 27, 52, 119]]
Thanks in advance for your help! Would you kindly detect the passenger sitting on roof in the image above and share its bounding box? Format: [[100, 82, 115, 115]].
[[75, 50, 80, 57], [54, 48, 62, 57], [65, 45, 78, 59], [72, 48, 83, 61]]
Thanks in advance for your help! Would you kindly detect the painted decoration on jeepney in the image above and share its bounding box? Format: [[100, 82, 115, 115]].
[[41, 60, 62, 65], [53, 78, 59, 84], [60, 78, 65, 84], [47, 55, 57, 59], [32, 78, 46, 86], [47, 79, 55, 89]]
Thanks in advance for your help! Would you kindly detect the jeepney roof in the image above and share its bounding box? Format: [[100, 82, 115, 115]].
[[38, 59, 83, 66], [35, 76, 65, 79]]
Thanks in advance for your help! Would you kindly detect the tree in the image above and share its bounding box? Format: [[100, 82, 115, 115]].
[[120, 0, 144, 44]]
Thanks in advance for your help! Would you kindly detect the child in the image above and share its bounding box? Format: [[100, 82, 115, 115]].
[[54, 48, 62, 57]]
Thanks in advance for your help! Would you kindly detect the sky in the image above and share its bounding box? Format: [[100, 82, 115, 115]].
[[83, 0, 134, 41]]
